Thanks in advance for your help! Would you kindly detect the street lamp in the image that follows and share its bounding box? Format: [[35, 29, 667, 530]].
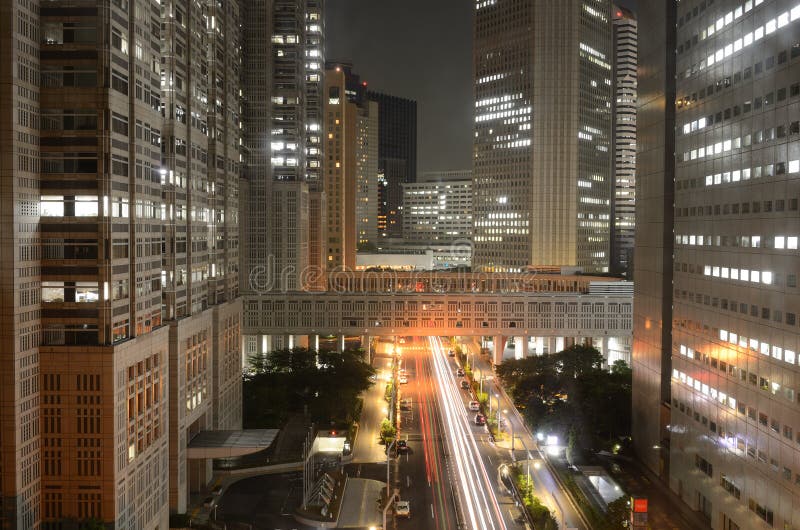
[[386, 439, 396, 496]]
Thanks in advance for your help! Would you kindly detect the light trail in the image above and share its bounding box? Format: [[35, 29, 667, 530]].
[[427, 336, 509, 530]]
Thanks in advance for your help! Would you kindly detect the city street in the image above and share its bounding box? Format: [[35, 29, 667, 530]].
[[458, 339, 587, 530]]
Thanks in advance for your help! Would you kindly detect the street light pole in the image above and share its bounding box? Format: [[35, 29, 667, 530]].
[[386, 439, 396, 496]]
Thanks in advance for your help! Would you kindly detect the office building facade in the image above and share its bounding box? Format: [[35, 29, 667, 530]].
[[633, 1, 800, 529], [356, 100, 380, 249], [367, 91, 417, 239], [472, 0, 614, 273], [0, 0, 243, 527], [612, 5, 638, 276], [402, 171, 473, 244], [323, 66, 358, 270], [242, 0, 324, 292]]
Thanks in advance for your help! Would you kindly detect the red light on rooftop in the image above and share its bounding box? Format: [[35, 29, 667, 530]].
[[362, 81, 368, 86], [632, 498, 648, 513], [616, 10, 622, 16]]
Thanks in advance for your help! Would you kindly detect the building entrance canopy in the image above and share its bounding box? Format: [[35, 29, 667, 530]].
[[186, 429, 279, 459]]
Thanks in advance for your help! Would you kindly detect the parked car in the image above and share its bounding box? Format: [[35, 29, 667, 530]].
[[395, 500, 411, 518], [448, 349, 455, 357], [397, 440, 408, 453], [460, 380, 470, 390], [456, 368, 465, 377], [474, 413, 486, 426], [399, 375, 408, 384], [469, 400, 480, 412]]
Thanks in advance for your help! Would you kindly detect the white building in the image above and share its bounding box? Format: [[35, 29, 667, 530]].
[[402, 170, 472, 243]]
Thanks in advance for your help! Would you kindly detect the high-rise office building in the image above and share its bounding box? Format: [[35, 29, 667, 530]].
[[323, 63, 378, 268], [356, 100, 380, 249], [472, 0, 614, 273], [367, 91, 417, 239], [612, 5, 638, 276], [305, 0, 326, 277], [242, 0, 324, 291], [402, 171, 473, 244], [0, 0, 243, 527], [633, 2, 800, 528]]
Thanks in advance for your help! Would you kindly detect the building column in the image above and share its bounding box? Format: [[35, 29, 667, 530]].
[[534, 336, 544, 356], [493, 335, 505, 365], [284, 334, 294, 349], [362, 335, 371, 362], [337, 334, 346, 353], [513, 336, 528, 359], [311, 334, 320, 352]]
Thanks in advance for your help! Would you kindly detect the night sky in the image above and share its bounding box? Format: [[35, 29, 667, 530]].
[[326, 1, 636, 173]]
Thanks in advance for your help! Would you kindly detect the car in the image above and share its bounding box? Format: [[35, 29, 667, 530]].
[[474, 413, 486, 425], [460, 380, 470, 390], [400, 398, 412, 410], [469, 400, 480, 412], [202, 496, 215, 508], [398, 338, 406, 344], [395, 500, 411, 518], [397, 440, 408, 453], [456, 368, 465, 377], [448, 349, 455, 357], [399, 375, 408, 384]]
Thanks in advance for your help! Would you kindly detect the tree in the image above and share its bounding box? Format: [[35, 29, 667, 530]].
[[603, 497, 630, 530], [243, 347, 376, 427]]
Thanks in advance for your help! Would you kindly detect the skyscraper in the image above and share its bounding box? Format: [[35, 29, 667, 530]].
[[633, 1, 800, 528], [0, 0, 243, 527], [367, 91, 417, 239], [472, 0, 614, 273], [242, 0, 325, 291], [356, 100, 380, 250], [612, 5, 638, 276], [323, 66, 359, 270], [321, 62, 378, 267]]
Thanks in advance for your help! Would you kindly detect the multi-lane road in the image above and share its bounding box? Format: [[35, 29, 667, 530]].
[[388, 337, 524, 530]]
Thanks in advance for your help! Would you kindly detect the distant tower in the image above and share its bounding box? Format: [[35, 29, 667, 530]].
[[612, 5, 637, 276], [472, 0, 614, 273], [367, 92, 418, 239], [324, 63, 379, 268]]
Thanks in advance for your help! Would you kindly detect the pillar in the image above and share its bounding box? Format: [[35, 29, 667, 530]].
[[493, 335, 505, 365], [513, 336, 528, 359], [312, 334, 320, 352], [337, 334, 346, 353], [362, 335, 371, 362], [534, 336, 544, 356]]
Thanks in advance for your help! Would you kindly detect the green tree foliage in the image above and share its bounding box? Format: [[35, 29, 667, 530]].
[[496, 345, 632, 454], [602, 497, 631, 530], [243, 347, 375, 428]]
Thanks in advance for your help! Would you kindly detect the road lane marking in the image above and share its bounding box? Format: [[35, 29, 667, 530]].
[[407, 475, 411, 488], [431, 503, 435, 519]]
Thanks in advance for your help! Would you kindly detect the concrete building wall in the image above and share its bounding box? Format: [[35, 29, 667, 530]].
[[1, 0, 244, 527], [0, 0, 42, 528]]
